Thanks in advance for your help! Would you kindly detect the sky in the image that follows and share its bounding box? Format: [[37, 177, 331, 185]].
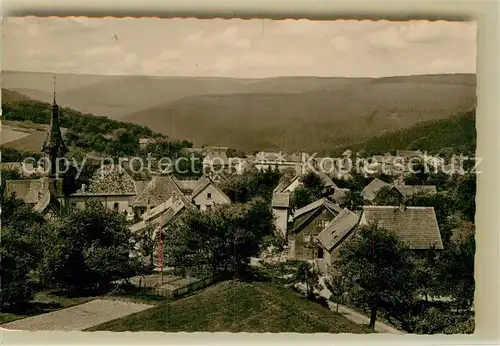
[[3, 16, 477, 78]]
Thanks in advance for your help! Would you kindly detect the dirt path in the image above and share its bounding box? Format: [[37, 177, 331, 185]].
[[0, 299, 153, 331], [296, 279, 406, 335]]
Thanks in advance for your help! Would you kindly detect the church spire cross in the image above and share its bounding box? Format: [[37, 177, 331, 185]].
[[53, 75, 57, 104]]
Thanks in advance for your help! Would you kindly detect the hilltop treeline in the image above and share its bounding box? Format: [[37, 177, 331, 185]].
[[332, 109, 476, 157], [2, 100, 193, 158]]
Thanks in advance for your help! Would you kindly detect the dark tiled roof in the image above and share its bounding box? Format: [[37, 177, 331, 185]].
[[395, 185, 437, 198], [272, 192, 290, 208], [130, 175, 183, 207], [317, 208, 359, 251], [88, 165, 136, 194], [134, 180, 150, 195], [361, 178, 392, 202], [361, 206, 443, 250], [294, 197, 342, 219]]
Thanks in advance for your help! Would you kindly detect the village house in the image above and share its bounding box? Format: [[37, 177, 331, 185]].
[[273, 173, 302, 194], [253, 151, 303, 174], [128, 174, 231, 233], [362, 177, 437, 204], [3, 177, 63, 217], [128, 174, 186, 218], [287, 198, 343, 261], [359, 205, 444, 251], [316, 208, 360, 268], [129, 192, 197, 234], [67, 165, 138, 212], [271, 192, 291, 238], [361, 178, 392, 202], [190, 175, 231, 212], [138, 137, 157, 149], [425, 155, 446, 170]]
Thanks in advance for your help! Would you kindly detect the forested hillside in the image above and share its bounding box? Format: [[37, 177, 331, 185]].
[[333, 109, 476, 157]]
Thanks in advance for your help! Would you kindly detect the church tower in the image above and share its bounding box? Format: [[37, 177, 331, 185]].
[[41, 76, 68, 199]]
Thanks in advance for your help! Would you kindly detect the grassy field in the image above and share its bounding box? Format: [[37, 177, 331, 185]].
[[88, 280, 373, 333]]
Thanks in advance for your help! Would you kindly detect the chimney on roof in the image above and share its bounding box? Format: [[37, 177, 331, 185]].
[[81, 184, 86, 193], [146, 197, 151, 213]]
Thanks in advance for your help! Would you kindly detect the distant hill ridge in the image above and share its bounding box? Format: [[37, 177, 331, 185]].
[[2, 71, 476, 153]]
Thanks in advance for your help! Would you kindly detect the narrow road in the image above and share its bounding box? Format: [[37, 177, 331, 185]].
[[295, 277, 406, 334]]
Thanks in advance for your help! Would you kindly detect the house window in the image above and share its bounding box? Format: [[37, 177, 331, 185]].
[[113, 202, 119, 211], [206, 205, 212, 211], [304, 235, 311, 242], [207, 193, 212, 199], [317, 220, 328, 228]]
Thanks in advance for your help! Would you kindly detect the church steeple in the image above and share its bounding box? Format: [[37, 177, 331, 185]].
[[42, 76, 68, 181], [42, 76, 67, 156]]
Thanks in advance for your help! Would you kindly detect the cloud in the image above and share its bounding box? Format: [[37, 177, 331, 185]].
[[330, 36, 352, 52], [185, 26, 251, 49], [2, 17, 476, 78], [367, 26, 409, 49]]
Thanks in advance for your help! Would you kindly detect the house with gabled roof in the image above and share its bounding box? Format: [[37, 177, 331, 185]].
[[271, 192, 291, 238], [316, 208, 360, 267], [3, 177, 63, 218], [129, 175, 184, 218], [288, 198, 343, 260], [190, 174, 231, 212], [359, 205, 444, 250], [129, 193, 197, 234], [273, 174, 302, 194], [203, 146, 230, 171], [361, 178, 392, 202], [69, 165, 142, 214]]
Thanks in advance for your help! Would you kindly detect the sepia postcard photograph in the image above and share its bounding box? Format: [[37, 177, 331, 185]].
[[0, 16, 477, 335]]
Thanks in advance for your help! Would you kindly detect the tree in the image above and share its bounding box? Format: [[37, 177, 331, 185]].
[[133, 223, 157, 270], [163, 198, 274, 280], [0, 169, 21, 180], [324, 271, 347, 312], [0, 225, 37, 308], [340, 190, 365, 210], [290, 187, 314, 210], [39, 201, 141, 294], [453, 173, 476, 222], [373, 186, 403, 206], [220, 169, 281, 203], [437, 221, 475, 311], [301, 172, 324, 197], [293, 261, 320, 300], [335, 223, 417, 329], [0, 194, 44, 308]]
